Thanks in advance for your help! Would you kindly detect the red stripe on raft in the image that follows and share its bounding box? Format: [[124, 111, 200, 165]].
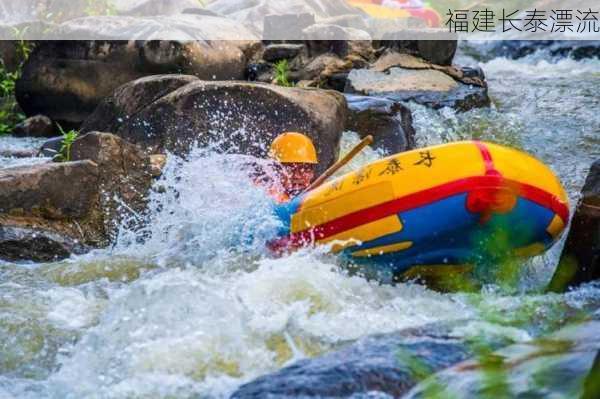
[[473, 140, 501, 177], [269, 176, 570, 252]]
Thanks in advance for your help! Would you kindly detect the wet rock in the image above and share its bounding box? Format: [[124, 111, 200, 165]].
[[262, 44, 305, 63], [0, 225, 86, 263], [149, 154, 167, 177], [0, 149, 37, 158], [0, 161, 99, 220], [81, 76, 347, 174], [15, 16, 260, 126], [405, 320, 600, 399], [548, 160, 600, 292], [302, 24, 372, 58], [12, 115, 55, 138], [302, 53, 352, 81], [70, 132, 153, 233], [346, 94, 415, 154], [379, 34, 457, 66], [232, 322, 503, 399], [0, 132, 154, 260], [345, 67, 490, 111], [38, 136, 63, 158]]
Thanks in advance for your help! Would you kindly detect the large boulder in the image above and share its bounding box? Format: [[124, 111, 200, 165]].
[[0, 161, 100, 220], [231, 322, 504, 398], [15, 15, 260, 127], [548, 160, 600, 292], [81, 76, 348, 174], [0, 132, 154, 261], [345, 94, 415, 155], [405, 320, 600, 398]]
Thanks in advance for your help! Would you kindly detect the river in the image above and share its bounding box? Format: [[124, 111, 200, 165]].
[[1, 44, 599, 398]]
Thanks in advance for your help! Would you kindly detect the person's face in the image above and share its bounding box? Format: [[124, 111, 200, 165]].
[[280, 163, 315, 195]]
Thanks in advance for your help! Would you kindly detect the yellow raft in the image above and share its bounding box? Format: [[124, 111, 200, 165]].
[[270, 141, 569, 274]]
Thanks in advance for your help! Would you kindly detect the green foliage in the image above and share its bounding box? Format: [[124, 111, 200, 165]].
[[11, 27, 34, 62], [0, 29, 33, 136], [54, 125, 79, 162], [274, 59, 294, 87], [0, 63, 25, 136]]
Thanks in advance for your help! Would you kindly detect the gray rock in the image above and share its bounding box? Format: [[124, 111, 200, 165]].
[[15, 15, 260, 126], [302, 24, 372, 58], [0, 149, 37, 158], [231, 322, 504, 399], [548, 159, 600, 292], [12, 115, 55, 137], [379, 31, 458, 66], [0, 161, 99, 220], [38, 136, 63, 158], [81, 76, 348, 175], [345, 94, 415, 154], [0, 225, 86, 263], [405, 320, 600, 399], [263, 13, 316, 41], [1, 132, 154, 260], [345, 68, 490, 111], [263, 44, 305, 63]]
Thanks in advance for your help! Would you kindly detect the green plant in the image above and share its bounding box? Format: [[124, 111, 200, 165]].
[[274, 59, 294, 87], [0, 62, 25, 136], [54, 125, 79, 162], [11, 27, 34, 62]]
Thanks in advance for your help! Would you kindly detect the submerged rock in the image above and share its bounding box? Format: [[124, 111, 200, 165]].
[[0, 225, 87, 262], [232, 322, 504, 398], [549, 160, 600, 292], [405, 320, 600, 399], [81, 76, 347, 174], [345, 94, 415, 154], [0, 132, 153, 261], [15, 15, 260, 126], [12, 115, 55, 138]]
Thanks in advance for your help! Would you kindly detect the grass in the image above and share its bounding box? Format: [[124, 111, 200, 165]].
[[54, 125, 79, 162], [274, 60, 294, 87]]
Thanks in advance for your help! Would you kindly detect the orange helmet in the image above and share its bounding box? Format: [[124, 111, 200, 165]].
[[269, 132, 318, 164]]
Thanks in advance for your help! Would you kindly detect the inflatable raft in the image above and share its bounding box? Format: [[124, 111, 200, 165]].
[[269, 141, 569, 275], [347, 0, 442, 27]]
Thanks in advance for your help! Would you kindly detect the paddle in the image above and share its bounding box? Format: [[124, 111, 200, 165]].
[[303, 135, 374, 193]]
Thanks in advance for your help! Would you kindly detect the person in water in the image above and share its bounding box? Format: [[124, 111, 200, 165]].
[[262, 132, 318, 203]]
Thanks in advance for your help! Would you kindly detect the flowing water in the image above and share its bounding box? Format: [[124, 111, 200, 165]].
[[1, 46, 600, 398]]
